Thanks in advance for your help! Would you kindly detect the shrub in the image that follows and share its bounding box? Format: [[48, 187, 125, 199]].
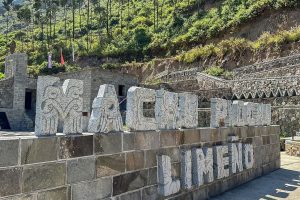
[[204, 66, 224, 76]]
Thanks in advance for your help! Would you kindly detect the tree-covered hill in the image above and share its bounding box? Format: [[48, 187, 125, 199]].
[[0, 0, 299, 78]]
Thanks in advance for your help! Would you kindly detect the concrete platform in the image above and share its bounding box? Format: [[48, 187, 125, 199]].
[[212, 152, 300, 200]]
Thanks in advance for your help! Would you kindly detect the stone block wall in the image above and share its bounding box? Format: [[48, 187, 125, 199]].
[[0, 125, 280, 200], [232, 54, 300, 78], [0, 77, 14, 108]]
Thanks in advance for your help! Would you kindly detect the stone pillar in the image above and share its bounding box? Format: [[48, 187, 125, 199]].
[[4, 53, 28, 130]]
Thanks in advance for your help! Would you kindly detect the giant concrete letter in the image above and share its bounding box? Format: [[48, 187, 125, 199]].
[[243, 144, 254, 169], [62, 79, 84, 135], [181, 150, 192, 189], [213, 145, 229, 179], [177, 93, 198, 128], [126, 87, 157, 131], [157, 155, 181, 196], [88, 84, 123, 133], [210, 98, 231, 127], [261, 104, 272, 126], [156, 89, 178, 130], [244, 102, 256, 126], [192, 148, 214, 186], [228, 143, 243, 174], [231, 101, 246, 127], [254, 103, 263, 126], [35, 76, 83, 136]]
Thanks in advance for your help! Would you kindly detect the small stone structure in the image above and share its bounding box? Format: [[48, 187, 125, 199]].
[[0, 53, 37, 131], [0, 54, 138, 131]]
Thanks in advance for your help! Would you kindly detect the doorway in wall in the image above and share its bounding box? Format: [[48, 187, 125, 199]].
[[0, 112, 11, 129]]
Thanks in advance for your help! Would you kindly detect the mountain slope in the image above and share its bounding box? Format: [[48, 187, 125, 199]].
[[0, 0, 300, 78]]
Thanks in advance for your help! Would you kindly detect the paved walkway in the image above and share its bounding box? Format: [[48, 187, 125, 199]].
[[212, 153, 300, 200]]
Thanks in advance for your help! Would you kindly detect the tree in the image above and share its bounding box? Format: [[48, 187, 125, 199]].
[[87, 0, 90, 51], [3, 0, 14, 52], [60, 0, 68, 41], [17, 6, 31, 50]]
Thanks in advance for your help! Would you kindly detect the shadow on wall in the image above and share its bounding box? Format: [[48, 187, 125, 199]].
[[212, 167, 300, 200]]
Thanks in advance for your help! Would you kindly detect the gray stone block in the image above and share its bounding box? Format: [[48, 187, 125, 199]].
[[142, 186, 159, 200], [21, 137, 58, 164], [94, 132, 122, 155], [72, 177, 112, 200], [212, 129, 222, 142], [262, 136, 270, 145], [192, 187, 208, 200], [168, 193, 193, 200], [144, 150, 158, 168], [59, 135, 93, 159], [123, 133, 135, 151], [148, 167, 157, 185], [182, 129, 200, 144], [253, 137, 263, 147], [199, 128, 212, 142], [22, 162, 66, 193], [158, 147, 180, 163], [134, 131, 159, 150], [126, 151, 145, 171], [116, 190, 141, 200], [0, 194, 35, 200], [0, 139, 19, 167], [113, 170, 148, 196], [160, 130, 182, 147], [96, 154, 125, 177], [0, 167, 22, 197], [37, 186, 69, 200], [67, 157, 95, 183]]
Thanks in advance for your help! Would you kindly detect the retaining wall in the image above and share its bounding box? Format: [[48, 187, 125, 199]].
[[0, 125, 280, 200]]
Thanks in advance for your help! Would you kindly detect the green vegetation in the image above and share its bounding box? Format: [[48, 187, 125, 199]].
[[204, 65, 224, 76], [0, 72, 5, 79], [0, 0, 299, 76], [178, 26, 300, 64], [204, 65, 233, 79]]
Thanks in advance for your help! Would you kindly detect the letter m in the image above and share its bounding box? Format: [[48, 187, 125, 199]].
[[192, 148, 214, 186]]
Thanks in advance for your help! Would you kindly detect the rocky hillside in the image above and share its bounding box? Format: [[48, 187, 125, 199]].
[[120, 6, 300, 83]]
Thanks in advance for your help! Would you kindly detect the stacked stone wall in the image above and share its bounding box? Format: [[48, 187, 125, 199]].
[[0, 78, 14, 108], [0, 125, 280, 200], [234, 64, 300, 79], [233, 54, 300, 78]]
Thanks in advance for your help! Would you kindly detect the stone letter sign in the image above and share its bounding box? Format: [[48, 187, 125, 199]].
[[177, 93, 198, 129], [155, 89, 178, 130], [211, 98, 272, 128], [88, 84, 123, 133], [35, 76, 83, 136], [126, 87, 157, 131], [157, 155, 181, 196], [157, 138, 254, 197]]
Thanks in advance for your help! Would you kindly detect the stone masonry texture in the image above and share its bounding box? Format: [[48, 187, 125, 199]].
[[0, 126, 280, 200]]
